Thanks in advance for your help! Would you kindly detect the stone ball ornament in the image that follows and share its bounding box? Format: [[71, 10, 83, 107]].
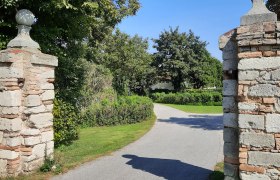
[[15, 9, 36, 26], [7, 9, 40, 49]]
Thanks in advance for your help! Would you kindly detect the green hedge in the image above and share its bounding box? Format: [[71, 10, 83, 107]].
[[53, 99, 79, 147], [80, 96, 154, 127], [150, 92, 222, 106]]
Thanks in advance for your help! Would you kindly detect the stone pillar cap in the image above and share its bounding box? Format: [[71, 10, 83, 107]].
[[7, 9, 40, 49], [241, 0, 277, 25]]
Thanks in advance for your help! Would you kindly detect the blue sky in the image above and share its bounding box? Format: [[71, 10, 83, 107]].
[[117, 0, 254, 60]]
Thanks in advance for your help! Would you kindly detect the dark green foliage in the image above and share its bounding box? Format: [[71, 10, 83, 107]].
[[40, 159, 55, 172], [151, 91, 222, 106], [53, 99, 79, 147], [80, 96, 154, 127], [152, 27, 222, 91], [267, 0, 280, 19], [93, 29, 156, 96], [40, 158, 62, 174]]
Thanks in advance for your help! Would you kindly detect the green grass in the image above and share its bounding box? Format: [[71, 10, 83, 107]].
[[5, 115, 156, 180], [209, 162, 224, 180], [163, 104, 223, 114]]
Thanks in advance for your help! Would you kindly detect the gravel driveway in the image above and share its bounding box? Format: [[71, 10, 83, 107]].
[[52, 104, 223, 180]]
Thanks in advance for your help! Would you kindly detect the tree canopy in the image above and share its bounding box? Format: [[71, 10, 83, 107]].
[[94, 29, 155, 95], [152, 27, 222, 91], [0, 0, 140, 103], [267, 0, 280, 19]]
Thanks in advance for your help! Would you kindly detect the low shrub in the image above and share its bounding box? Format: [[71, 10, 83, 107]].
[[53, 99, 79, 147], [150, 91, 222, 106], [80, 96, 154, 127]]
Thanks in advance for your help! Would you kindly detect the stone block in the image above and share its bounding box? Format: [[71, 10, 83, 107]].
[[22, 158, 44, 172], [240, 132, 275, 148], [238, 103, 257, 112], [239, 164, 265, 174], [239, 57, 280, 70], [223, 42, 238, 60], [41, 90, 54, 101], [45, 104, 54, 112], [248, 151, 280, 167], [0, 150, 19, 160], [223, 113, 238, 128], [5, 137, 21, 147], [271, 69, 280, 80], [0, 118, 22, 132], [29, 113, 53, 129], [240, 172, 270, 180], [248, 84, 280, 97], [224, 142, 239, 158], [238, 71, 259, 81], [46, 146, 54, 157], [41, 131, 53, 142], [266, 114, 280, 133], [224, 128, 238, 143], [263, 39, 277, 45], [0, 91, 21, 106], [223, 80, 237, 96], [40, 83, 54, 90], [0, 159, 7, 173], [0, 107, 19, 115], [21, 129, 40, 136], [0, 131, 3, 144], [224, 176, 238, 180], [24, 105, 45, 114], [223, 59, 238, 71], [238, 51, 263, 59], [31, 53, 58, 67], [25, 95, 41, 107], [224, 163, 238, 177], [32, 144, 45, 158], [39, 69, 55, 79], [223, 97, 237, 112], [21, 155, 36, 163], [47, 141, 54, 150], [0, 66, 23, 79], [24, 136, 40, 146], [239, 114, 264, 130]]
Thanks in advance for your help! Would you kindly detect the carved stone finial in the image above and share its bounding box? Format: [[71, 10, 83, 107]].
[[241, 0, 277, 25], [7, 9, 40, 49]]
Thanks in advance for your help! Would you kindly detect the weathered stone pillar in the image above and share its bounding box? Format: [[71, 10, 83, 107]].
[[220, 0, 280, 179], [0, 10, 57, 177]]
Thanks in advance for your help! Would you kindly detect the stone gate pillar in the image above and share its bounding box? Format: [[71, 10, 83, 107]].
[[220, 0, 280, 179], [0, 10, 57, 177]]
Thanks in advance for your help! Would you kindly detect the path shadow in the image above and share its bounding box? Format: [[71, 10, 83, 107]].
[[123, 154, 212, 180], [158, 115, 223, 130]]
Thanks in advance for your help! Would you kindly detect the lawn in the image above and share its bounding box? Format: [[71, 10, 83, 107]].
[[164, 104, 223, 114], [7, 115, 156, 180], [209, 162, 224, 180]]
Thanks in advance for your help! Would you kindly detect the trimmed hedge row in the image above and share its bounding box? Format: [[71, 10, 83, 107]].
[[150, 92, 222, 106], [80, 96, 154, 127]]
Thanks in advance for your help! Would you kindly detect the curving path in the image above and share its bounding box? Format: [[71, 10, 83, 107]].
[[52, 104, 223, 180]]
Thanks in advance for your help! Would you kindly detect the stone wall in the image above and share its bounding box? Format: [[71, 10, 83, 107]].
[[220, 0, 280, 179], [0, 10, 57, 177]]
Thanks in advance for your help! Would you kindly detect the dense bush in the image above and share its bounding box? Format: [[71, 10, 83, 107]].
[[80, 96, 154, 127], [53, 99, 79, 147], [150, 91, 222, 106]]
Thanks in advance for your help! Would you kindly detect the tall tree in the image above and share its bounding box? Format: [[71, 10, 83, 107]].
[[0, 0, 140, 103], [152, 27, 222, 91], [94, 29, 155, 95]]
